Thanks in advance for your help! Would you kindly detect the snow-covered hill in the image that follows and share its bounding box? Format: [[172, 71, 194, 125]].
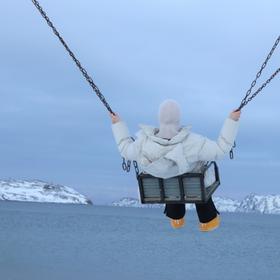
[[237, 193, 280, 215], [112, 194, 280, 215], [0, 180, 92, 205]]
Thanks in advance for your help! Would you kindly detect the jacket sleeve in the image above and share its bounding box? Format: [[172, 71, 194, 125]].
[[111, 121, 141, 161], [196, 117, 240, 161]]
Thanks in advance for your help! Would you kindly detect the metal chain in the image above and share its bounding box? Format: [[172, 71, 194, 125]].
[[230, 35, 280, 159], [238, 35, 280, 110], [121, 138, 136, 172], [238, 68, 280, 110], [31, 0, 114, 114], [122, 158, 140, 175]]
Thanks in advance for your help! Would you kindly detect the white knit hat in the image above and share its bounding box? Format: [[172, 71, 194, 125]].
[[156, 99, 181, 139]]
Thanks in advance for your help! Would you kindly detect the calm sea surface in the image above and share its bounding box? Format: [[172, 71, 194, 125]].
[[0, 201, 279, 280]]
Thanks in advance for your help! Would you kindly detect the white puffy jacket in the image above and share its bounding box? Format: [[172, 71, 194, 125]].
[[112, 117, 239, 179]]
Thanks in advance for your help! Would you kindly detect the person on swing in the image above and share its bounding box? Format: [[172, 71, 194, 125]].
[[110, 99, 241, 231]]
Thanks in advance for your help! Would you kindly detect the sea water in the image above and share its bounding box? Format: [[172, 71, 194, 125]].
[[0, 201, 279, 280]]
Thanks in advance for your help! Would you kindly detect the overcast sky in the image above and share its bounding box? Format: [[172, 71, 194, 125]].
[[0, 0, 279, 204]]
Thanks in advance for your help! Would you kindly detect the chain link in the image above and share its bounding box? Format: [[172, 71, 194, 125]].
[[31, 0, 114, 114], [133, 161, 139, 175], [122, 158, 131, 172]]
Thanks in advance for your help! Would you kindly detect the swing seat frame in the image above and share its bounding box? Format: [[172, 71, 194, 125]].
[[137, 161, 220, 204]]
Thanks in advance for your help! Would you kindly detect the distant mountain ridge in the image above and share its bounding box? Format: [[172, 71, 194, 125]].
[[0, 180, 92, 205], [112, 194, 280, 215]]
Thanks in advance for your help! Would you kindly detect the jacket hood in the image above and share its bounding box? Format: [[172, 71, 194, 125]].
[[137, 124, 192, 145]]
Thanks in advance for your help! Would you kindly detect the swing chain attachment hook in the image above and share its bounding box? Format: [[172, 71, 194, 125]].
[[229, 141, 236, 160]]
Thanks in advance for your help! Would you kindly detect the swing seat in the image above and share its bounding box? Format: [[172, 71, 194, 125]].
[[137, 161, 220, 204]]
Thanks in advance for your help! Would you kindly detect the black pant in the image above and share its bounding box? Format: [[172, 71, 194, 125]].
[[163, 196, 220, 223]]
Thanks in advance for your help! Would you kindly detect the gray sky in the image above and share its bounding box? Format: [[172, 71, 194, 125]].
[[0, 0, 279, 204]]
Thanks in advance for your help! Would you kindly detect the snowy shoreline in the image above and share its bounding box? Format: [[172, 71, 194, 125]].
[[112, 194, 280, 215], [1, 179, 280, 214]]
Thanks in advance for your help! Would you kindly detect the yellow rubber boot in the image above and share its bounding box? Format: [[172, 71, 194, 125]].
[[170, 218, 185, 229], [199, 215, 220, 232]]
